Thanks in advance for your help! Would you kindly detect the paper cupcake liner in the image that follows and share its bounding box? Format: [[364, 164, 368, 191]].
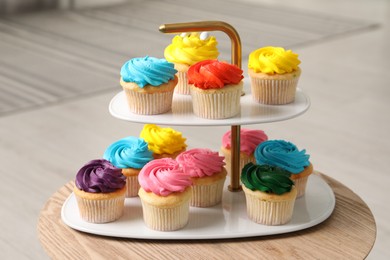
[[222, 151, 255, 178], [123, 89, 174, 115], [140, 199, 190, 231], [244, 192, 295, 225], [125, 175, 140, 198], [175, 70, 190, 95], [191, 177, 226, 207], [75, 195, 125, 223], [191, 86, 242, 119], [250, 76, 299, 105], [293, 175, 309, 198]]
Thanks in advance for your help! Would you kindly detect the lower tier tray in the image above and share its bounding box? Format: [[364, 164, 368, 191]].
[[61, 174, 335, 240]]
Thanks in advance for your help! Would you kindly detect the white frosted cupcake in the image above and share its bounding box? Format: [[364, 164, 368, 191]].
[[188, 60, 244, 119], [176, 148, 226, 207], [73, 159, 126, 223], [255, 140, 312, 198], [248, 46, 301, 105], [220, 128, 268, 177], [138, 158, 192, 231], [241, 163, 297, 225], [164, 32, 219, 95], [120, 56, 178, 115], [103, 136, 153, 197]]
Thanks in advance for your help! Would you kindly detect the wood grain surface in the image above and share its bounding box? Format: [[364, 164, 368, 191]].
[[37, 172, 376, 259]]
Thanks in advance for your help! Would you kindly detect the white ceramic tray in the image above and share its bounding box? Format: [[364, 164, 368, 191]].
[[109, 79, 310, 126], [61, 174, 335, 239]]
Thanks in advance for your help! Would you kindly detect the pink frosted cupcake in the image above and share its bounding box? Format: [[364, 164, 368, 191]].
[[138, 158, 192, 231], [220, 128, 268, 176], [176, 148, 227, 207], [73, 159, 126, 223]]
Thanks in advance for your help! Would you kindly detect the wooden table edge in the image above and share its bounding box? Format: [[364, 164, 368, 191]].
[[37, 171, 377, 259]]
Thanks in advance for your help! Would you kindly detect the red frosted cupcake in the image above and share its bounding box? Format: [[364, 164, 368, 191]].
[[188, 60, 244, 119]]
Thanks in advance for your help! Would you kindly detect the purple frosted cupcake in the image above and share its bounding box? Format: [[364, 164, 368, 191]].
[[73, 159, 127, 223]]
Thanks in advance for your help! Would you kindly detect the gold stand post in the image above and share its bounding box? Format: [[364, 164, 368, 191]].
[[159, 21, 242, 192]]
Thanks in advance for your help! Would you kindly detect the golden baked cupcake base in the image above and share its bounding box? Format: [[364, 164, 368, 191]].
[[242, 185, 297, 225], [190, 82, 243, 119], [120, 76, 178, 115], [73, 186, 126, 223], [249, 68, 301, 105], [138, 187, 192, 231]]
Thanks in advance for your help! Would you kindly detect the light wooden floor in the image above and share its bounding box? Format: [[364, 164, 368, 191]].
[[1, 0, 389, 259]]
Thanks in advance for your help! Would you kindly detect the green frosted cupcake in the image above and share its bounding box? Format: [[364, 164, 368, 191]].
[[241, 163, 297, 225]]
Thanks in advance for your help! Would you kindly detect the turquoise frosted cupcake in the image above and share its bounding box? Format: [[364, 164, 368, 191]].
[[255, 140, 313, 197], [120, 56, 178, 115], [103, 136, 153, 197]]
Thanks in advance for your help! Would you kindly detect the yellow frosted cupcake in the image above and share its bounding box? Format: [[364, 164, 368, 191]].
[[138, 158, 193, 231], [176, 148, 227, 207], [120, 56, 178, 115], [241, 163, 297, 225], [248, 46, 301, 105], [188, 60, 244, 119], [73, 159, 126, 223], [164, 32, 219, 95], [140, 124, 187, 159]]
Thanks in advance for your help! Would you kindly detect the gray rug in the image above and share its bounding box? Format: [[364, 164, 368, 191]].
[[0, 0, 376, 116]]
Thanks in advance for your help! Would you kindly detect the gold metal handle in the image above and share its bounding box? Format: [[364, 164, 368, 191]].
[[159, 21, 242, 68], [159, 21, 242, 192]]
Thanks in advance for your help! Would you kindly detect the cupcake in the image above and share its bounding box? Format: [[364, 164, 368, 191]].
[[103, 136, 153, 197], [220, 128, 268, 177], [188, 60, 244, 119], [140, 124, 187, 159], [120, 56, 178, 115], [73, 159, 126, 223], [164, 32, 219, 95], [138, 158, 193, 231], [176, 148, 227, 207], [255, 140, 313, 198], [248, 46, 301, 105], [241, 163, 297, 225]]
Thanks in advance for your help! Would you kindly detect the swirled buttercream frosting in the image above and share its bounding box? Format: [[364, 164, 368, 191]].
[[75, 159, 126, 193], [120, 56, 177, 87], [222, 129, 268, 155], [255, 140, 310, 174], [138, 158, 192, 196], [103, 136, 153, 169], [241, 163, 293, 195], [188, 60, 243, 89], [176, 148, 225, 178], [140, 124, 187, 155], [164, 33, 219, 66], [248, 46, 300, 75]]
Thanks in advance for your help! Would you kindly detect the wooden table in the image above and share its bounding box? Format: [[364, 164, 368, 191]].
[[38, 172, 376, 259]]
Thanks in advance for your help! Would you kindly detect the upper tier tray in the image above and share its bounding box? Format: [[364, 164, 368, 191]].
[[109, 79, 310, 126]]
